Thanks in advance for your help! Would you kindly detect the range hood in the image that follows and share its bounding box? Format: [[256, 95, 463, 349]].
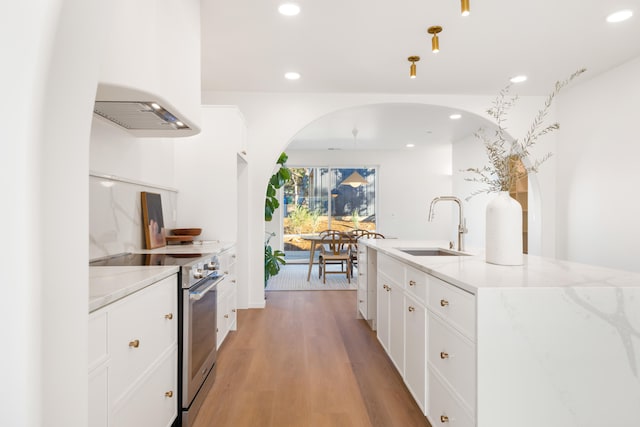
[[94, 84, 200, 137]]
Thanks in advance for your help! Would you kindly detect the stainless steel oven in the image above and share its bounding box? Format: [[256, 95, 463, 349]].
[[181, 268, 223, 427]]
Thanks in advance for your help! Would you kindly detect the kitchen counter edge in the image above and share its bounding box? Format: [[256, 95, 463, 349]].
[[360, 239, 640, 294]]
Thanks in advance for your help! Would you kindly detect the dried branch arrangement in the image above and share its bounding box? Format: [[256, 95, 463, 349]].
[[465, 68, 586, 199]]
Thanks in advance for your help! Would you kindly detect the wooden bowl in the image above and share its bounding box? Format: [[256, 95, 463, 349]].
[[171, 228, 202, 236]]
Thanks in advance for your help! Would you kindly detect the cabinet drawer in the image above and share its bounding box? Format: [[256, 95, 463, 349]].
[[406, 265, 428, 305], [108, 275, 177, 400], [111, 349, 177, 427], [405, 295, 427, 413], [428, 368, 475, 427], [428, 312, 476, 412], [428, 276, 475, 340], [89, 311, 108, 370], [378, 254, 405, 287]]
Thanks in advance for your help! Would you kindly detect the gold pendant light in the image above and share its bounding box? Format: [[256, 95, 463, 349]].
[[427, 26, 443, 53], [408, 56, 420, 79], [461, 0, 470, 16]]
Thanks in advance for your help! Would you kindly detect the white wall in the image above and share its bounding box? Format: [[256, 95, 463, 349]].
[[90, 118, 176, 187], [174, 106, 243, 242], [201, 92, 547, 309], [2, 1, 106, 426], [286, 148, 454, 242], [556, 56, 640, 272]]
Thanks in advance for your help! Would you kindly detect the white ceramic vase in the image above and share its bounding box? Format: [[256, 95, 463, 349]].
[[485, 191, 523, 266]]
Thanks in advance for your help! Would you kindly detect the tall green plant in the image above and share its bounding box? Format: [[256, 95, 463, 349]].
[[265, 152, 291, 221], [264, 152, 291, 286]]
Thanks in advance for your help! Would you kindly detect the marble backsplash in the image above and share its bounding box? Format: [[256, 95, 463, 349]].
[[90, 173, 177, 260]]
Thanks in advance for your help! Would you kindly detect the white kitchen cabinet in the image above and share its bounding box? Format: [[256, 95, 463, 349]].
[[88, 274, 178, 427], [405, 293, 427, 413], [376, 273, 391, 353], [357, 246, 378, 329], [217, 245, 237, 348], [388, 280, 405, 375]]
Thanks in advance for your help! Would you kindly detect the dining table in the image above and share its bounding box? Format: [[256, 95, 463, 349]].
[[301, 233, 357, 281]]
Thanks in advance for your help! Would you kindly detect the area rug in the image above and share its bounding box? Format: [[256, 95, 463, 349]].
[[265, 263, 357, 291]]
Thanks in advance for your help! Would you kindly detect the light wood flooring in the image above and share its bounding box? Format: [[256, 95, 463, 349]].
[[193, 290, 432, 427]]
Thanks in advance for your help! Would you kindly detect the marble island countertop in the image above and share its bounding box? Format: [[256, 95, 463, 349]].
[[361, 239, 640, 294], [89, 265, 179, 312]]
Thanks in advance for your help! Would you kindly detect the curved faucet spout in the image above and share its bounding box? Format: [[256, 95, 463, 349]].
[[428, 195, 467, 251]]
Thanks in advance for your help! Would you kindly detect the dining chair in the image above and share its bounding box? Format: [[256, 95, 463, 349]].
[[318, 230, 351, 283]]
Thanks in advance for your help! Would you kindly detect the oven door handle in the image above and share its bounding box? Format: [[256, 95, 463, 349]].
[[189, 275, 223, 301]]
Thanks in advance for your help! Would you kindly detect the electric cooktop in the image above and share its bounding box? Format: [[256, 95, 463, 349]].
[[89, 252, 211, 267]]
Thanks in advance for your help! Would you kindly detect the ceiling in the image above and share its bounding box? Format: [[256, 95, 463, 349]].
[[200, 0, 639, 149]]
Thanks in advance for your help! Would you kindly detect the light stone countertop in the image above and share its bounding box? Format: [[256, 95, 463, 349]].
[[89, 240, 236, 312], [89, 266, 179, 312], [361, 239, 640, 294]]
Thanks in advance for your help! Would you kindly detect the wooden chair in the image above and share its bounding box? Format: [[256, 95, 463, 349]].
[[318, 230, 351, 284]]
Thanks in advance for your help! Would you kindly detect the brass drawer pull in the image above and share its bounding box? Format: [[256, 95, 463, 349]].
[[224, 314, 229, 318], [165, 391, 173, 398], [409, 280, 416, 287], [128, 339, 140, 348], [440, 415, 449, 423], [440, 351, 449, 359], [408, 306, 415, 312], [440, 299, 449, 307], [232, 309, 236, 313], [165, 313, 173, 320]]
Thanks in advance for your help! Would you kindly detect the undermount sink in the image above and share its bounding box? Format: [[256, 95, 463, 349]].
[[395, 248, 469, 257]]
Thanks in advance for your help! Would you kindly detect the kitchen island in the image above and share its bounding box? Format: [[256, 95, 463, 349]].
[[359, 239, 640, 427]]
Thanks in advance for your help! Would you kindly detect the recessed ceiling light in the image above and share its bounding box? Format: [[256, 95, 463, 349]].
[[284, 72, 301, 80], [510, 75, 528, 83], [449, 114, 462, 120], [278, 3, 300, 16], [606, 10, 633, 23], [406, 143, 415, 148]]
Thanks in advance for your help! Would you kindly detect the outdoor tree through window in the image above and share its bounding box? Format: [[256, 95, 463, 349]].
[[282, 167, 377, 260]]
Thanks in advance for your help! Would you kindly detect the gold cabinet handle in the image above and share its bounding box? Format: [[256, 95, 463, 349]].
[[408, 306, 415, 312], [128, 339, 140, 348], [440, 299, 449, 307], [231, 279, 237, 283], [232, 309, 236, 313], [165, 313, 173, 320], [224, 270, 229, 274], [440, 351, 449, 359], [224, 314, 229, 318], [440, 415, 449, 423], [409, 280, 416, 287], [165, 391, 173, 398]]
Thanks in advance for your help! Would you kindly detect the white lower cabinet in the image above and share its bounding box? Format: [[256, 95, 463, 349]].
[[428, 367, 475, 427], [405, 294, 427, 412], [111, 350, 177, 427], [217, 245, 237, 348], [388, 280, 405, 374], [375, 252, 476, 425], [88, 274, 178, 427], [376, 272, 391, 353]]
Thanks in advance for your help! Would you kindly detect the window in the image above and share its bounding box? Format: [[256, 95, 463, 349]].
[[282, 167, 377, 259]]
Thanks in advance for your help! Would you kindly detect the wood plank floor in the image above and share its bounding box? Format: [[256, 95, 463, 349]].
[[192, 290, 432, 427]]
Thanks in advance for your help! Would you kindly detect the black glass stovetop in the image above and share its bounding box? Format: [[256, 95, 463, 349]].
[[90, 252, 210, 267]]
